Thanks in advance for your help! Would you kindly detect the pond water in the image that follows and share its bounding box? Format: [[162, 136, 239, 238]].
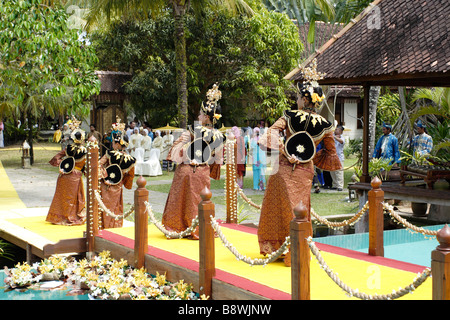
[[0, 271, 89, 300], [313, 224, 444, 268]]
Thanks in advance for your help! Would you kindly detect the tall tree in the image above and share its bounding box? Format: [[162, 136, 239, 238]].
[[91, 6, 303, 125], [0, 0, 100, 163], [78, 0, 254, 129]]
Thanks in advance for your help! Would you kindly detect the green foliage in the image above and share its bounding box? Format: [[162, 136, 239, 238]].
[[92, 7, 303, 126], [0, 0, 101, 120], [411, 88, 450, 161]]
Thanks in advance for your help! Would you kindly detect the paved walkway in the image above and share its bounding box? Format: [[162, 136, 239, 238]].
[[1, 160, 352, 226]]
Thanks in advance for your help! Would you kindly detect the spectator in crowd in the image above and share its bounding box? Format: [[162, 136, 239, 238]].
[[373, 122, 401, 165], [330, 124, 345, 191], [87, 124, 102, 142], [410, 120, 433, 157]]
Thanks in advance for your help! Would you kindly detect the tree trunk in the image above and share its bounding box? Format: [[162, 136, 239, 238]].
[[173, 4, 188, 129], [27, 111, 34, 166], [368, 86, 381, 158]]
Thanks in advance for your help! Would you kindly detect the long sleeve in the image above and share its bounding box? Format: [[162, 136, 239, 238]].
[[49, 150, 66, 167], [313, 132, 342, 171], [392, 137, 401, 164], [123, 167, 135, 189], [98, 154, 109, 179], [258, 117, 286, 151], [167, 130, 192, 163], [373, 137, 382, 158]]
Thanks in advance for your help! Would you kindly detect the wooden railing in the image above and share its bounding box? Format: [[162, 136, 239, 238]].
[[84, 143, 450, 300]]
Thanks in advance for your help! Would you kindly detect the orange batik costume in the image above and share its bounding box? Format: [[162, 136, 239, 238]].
[[46, 119, 87, 226], [257, 60, 342, 260], [162, 84, 224, 239], [98, 119, 136, 229]]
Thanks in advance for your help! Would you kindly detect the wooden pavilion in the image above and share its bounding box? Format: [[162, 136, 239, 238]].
[[285, 0, 450, 184], [91, 71, 132, 135]]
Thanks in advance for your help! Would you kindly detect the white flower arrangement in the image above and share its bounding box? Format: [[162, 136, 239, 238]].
[[4, 251, 208, 300]]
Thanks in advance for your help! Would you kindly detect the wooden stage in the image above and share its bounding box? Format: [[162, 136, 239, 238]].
[[0, 160, 435, 300], [0, 210, 434, 300]]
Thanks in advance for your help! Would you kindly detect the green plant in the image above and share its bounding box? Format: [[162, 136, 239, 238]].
[[236, 202, 255, 224], [368, 158, 394, 180], [0, 240, 15, 263]]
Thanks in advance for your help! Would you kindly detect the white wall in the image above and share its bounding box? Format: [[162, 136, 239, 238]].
[[342, 99, 363, 142]]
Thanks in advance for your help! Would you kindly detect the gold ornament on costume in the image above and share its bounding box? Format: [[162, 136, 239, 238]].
[[112, 116, 126, 133], [296, 59, 326, 109], [201, 83, 222, 125], [68, 116, 85, 144]]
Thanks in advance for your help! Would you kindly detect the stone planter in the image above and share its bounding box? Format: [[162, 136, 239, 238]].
[[411, 202, 428, 216]]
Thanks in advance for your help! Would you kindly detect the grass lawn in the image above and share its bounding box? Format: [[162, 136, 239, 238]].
[[1, 141, 360, 218]]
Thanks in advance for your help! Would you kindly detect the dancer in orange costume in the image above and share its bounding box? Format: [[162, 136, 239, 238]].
[[162, 84, 224, 239], [257, 60, 342, 265], [46, 118, 87, 225], [98, 118, 136, 229]]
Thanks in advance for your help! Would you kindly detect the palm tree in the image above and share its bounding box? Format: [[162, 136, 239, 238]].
[[76, 0, 254, 129]]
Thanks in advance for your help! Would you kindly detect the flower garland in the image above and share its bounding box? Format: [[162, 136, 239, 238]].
[[307, 237, 432, 300], [144, 201, 199, 239], [383, 202, 438, 239], [94, 190, 134, 221], [224, 138, 238, 222], [310, 201, 369, 230], [4, 251, 208, 300], [210, 215, 290, 266]]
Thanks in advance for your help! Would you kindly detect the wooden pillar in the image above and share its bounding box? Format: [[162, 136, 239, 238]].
[[134, 176, 149, 269], [199, 186, 216, 298], [361, 84, 371, 183], [368, 176, 384, 256], [432, 224, 450, 300], [226, 134, 237, 223], [86, 137, 99, 258], [291, 202, 311, 300]]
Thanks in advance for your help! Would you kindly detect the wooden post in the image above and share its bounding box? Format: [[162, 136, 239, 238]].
[[86, 137, 99, 258], [199, 186, 216, 298], [226, 134, 237, 223], [291, 202, 311, 300], [360, 84, 371, 183], [432, 224, 450, 300], [134, 176, 149, 269], [368, 176, 384, 256]]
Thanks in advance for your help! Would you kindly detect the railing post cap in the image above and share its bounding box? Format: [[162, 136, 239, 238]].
[[436, 224, 450, 252], [293, 202, 308, 220], [371, 176, 382, 189], [200, 186, 212, 201], [136, 176, 147, 189]]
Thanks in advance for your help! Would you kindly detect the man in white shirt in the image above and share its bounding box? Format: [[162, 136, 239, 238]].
[[330, 125, 345, 191], [126, 121, 136, 140]]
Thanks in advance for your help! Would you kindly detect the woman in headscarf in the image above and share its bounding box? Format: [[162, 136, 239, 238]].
[[250, 127, 266, 190], [46, 119, 87, 225], [257, 60, 342, 265], [162, 83, 224, 239], [98, 118, 136, 229], [231, 126, 246, 189]]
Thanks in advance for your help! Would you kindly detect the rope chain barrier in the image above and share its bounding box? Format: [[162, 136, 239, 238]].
[[307, 237, 432, 300], [210, 216, 290, 266], [94, 190, 134, 221], [144, 201, 199, 239], [383, 203, 438, 237]]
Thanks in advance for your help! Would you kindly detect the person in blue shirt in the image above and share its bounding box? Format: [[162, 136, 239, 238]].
[[373, 122, 400, 165], [410, 120, 433, 157]]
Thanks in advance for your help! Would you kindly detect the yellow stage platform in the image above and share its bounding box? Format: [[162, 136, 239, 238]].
[[0, 161, 432, 300]]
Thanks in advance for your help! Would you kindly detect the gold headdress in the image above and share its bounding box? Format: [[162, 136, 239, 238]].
[[201, 83, 222, 125], [69, 116, 85, 144], [111, 116, 128, 147], [296, 59, 326, 108]]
